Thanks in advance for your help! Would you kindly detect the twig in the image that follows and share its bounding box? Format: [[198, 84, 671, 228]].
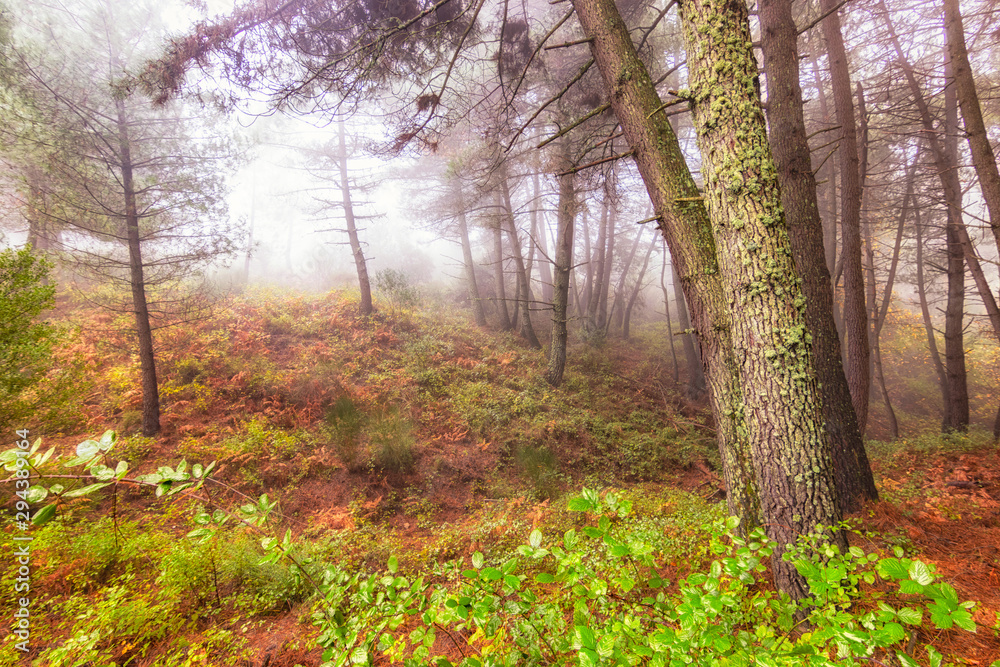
[[544, 36, 593, 50], [556, 150, 633, 175]]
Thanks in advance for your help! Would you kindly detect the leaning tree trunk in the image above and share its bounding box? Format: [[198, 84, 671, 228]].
[[116, 98, 160, 437], [337, 121, 373, 315], [821, 0, 869, 435], [915, 208, 949, 419], [546, 149, 577, 387], [759, 0, 877, 511], [572, 0, 762, 535]]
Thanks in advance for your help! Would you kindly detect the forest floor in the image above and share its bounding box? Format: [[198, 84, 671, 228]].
[[2, 287, 999, 666]]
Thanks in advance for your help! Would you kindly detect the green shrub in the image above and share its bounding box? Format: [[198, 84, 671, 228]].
[[369, 410, 416, 474], [374, 269, 420, 312], [325, 395, 366, 470]]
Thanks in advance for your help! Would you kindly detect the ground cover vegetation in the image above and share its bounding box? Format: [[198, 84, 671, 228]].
[[1, 287, 999, 666]]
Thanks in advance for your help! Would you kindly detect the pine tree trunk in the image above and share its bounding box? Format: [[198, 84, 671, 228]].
[[587, 199, 609, 334], [455, 181, 488, 327], [572, 0, 761, 533], [623, 232, 656, 340], [337, 121, 373, 315], [944, 0, 1000, 258], [499, 174, 541, 348], [759, 0, 877, 512], [661, 245, 680, 382], [678, 0, 847, 596], [820, 0, 869, 435], [492, 223, 512, 330], [673, 263, 705, 399], [546, 149, 576, 387], [116, 98, 160, 437], [915, 208, 949, 419], [532, 171, 555, 305]]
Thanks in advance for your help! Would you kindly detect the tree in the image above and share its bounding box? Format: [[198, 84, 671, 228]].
[[5, 0, 238, 436], [0, 247, 55, 428], [758, 0, 877, 511]]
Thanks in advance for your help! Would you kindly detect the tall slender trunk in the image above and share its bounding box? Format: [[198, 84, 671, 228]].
[[623, 231, 657, 340], [915, 208, 949, 418], [244, 166, 255, 285], [580, 209, 593, 317], [499, 174, 541, 348], [943, 52, 969, 432], [879, 3, 970, 430], [337, 121, 373, 315], [610, 224, 644, 333], [821, 0, 869, 435], [492, 222, 512, 330], [760, 0, 876, 510], [808, 30, 837, 278], [945, 0, 1000, 258], [532, 171, 554, 304], [661, 245, 680, 381], [587, 199, 609, 333], [572, 0, 761, 535], [455, 180, 488, 327], [546, 150, 576, 386], [673, 262, 705, 399], [598, 203, 617, 330], [116, 98, 159, 437]]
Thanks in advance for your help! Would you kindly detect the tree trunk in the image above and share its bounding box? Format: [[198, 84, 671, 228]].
[[623, 231, 657, 340], [337, 121, 373, 315], [759, 0, 877, 512], [661, 246, 680, 382], [532, 170, 555, 304], [499, 173, 542, 349], [880, 4, 970, 431], [943, 52, 969, 432], [821, 0, 869, 435], [610, 224, 644, 333], [243, 166, 255, 285], [546, 150, 576, 387], [116, 98, 160, 437], [915, 208, 949, 419], [598, 201, 617, 331], [945, 0, 1000, 258], [572, 0, 761, 533], [673, 263, 706, 399], [807, 30, 837, 278], [587, 198, 609, 334], [492, 222, 512, 330], [455, 180, 488, 327]]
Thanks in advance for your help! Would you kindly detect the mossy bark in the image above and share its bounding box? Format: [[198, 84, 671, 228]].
[[572, 0, 760, 531], [758, 0, 877, 511], [677, 0, 846, 596]]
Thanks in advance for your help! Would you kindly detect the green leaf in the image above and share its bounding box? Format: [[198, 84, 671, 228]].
[[32, 504, 57, 526], [896, 607, 923, 625], [63, 482, 110, 498], [472, 552, 484, 569], [98, 430, 117, 450], [895, 652, 920, 667], [481, 567, 502, 581], [261, 537, 278, 551], [877, 558, 909, 580], [908, 560, 934, 586], [503, 574, 520, 590], [951, 609, 976, 633], [568, 497, 592, 512], [75, 439, 100, 460], [388, 555, 399, 573], [574, 625, 596, 650], [349, 647, 369, 664], [25, 486, 48, 503], [90, 464, 115, 481], [872, 622, 906, 645], [115, 461, 128, 479], [529, 529, 542, 548], [927, 647, 943, 667], [535, 573, 556, 584], [899, 579, 924, 595]]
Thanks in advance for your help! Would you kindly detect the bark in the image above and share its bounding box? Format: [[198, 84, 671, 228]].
[[492, 222, 513, 330], [532, 170, 555, 304], [116, 98, 160, 437], [759, 0, 877, 512], [623, 231, 657, 340], [679, 0, 846, 596], [879, 4, 970, 430], [610, 224, 644, 333], [499, 173, 542, 348], [660, 246, 680, 382], [572, 0, 760, 532], [337, 121, 373, 315], [243, 167, 255, 285], [581, 208, 594, 317], [914, 207, 949, 418], [944, 0, 1000, 258], [943, 54, 969, 432], [587, 198, 610, 333], [821, 0, 869, 435], [673, 262, 706, 399], [598, 202, 617, 330], [546, 149, 576, 386], [455, 180, 488, 327], [807, 30, 837, 278]]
